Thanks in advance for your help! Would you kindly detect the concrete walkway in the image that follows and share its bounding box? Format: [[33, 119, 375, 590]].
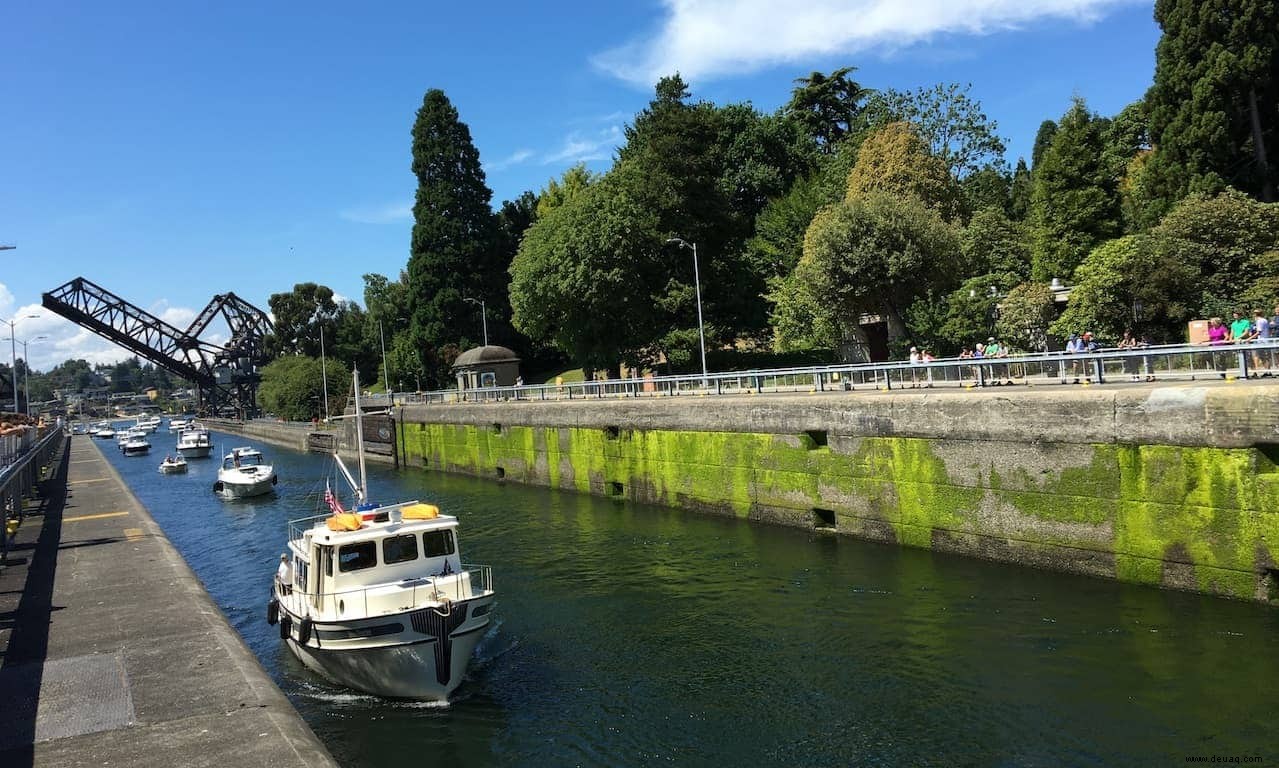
[[0, 435, 337, 768]]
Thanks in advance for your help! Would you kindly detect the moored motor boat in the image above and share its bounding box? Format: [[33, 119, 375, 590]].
[[213, 447, 277, 498], [268, 370, 495, 700], [159, 455, 188, 473], [177, 426, 213, 458], [122, 435, 151, 456]]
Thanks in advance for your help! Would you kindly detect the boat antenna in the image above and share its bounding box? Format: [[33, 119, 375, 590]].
[[352, 368, 369, 505]]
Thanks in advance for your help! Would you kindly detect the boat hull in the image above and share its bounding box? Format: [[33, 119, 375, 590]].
[[280, 594, 494, 700], [178, 445, 212, 458], [123, 445, 150, 456], [214, 477, 275, 498]]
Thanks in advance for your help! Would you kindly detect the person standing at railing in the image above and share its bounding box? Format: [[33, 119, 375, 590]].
[[908, 347, 922, 388], [1119, 329, 1141, 381], [1228, 311, 1253, 342], [277, 553, 293, 595], [1251, 309, 1271, 377], [1207, 317, 1229, 377]]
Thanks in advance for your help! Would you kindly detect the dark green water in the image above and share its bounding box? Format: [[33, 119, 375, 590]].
[[96, 431, 1277, 767]]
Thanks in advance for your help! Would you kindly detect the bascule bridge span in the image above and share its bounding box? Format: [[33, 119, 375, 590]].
[[42, 277, 273, 417]]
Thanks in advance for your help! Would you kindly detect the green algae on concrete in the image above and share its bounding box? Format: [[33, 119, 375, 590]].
[[396, 420, 1279, 602]]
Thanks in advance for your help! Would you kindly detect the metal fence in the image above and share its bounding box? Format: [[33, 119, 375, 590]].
[[1, 427, 66, 568], [358, 340, 1279, 407]]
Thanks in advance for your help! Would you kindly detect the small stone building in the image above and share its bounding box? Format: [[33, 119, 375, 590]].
[[452, 345, 521, 390]]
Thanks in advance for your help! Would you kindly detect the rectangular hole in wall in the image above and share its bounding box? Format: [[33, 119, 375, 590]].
[[609, 481, 624, 497], [604, 425, 621, 440], [812, 507, 837, 531], [803, 430, 828, 449], [495, 466, 506, 480]]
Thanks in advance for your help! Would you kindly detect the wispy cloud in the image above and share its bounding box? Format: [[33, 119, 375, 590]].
[[593, 0, 1139, 85], [543, 125, 623, 165], [339, 200, 412, 225], [487, 148, 535, 172]]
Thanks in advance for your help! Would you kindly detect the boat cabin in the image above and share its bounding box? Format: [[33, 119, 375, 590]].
[[285, 502, 466, 618], [223, 447, 265, 470]]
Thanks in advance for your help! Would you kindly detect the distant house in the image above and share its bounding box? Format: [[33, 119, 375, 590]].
[[451, 345, 521, 390]]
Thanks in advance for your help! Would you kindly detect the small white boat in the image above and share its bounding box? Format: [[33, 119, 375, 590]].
[[94, 425, 116, 439], [177, 426, 213, 458], [136, 416, 162, 433], [214, 447, 277, 498], [159, 455, 188, 474], [118, 427, 146, 447], [270, 370, 495, 700], [169, 418, 190, 433], [122, 435, 151, 456]]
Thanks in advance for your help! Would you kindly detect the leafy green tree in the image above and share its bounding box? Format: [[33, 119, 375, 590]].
[[1031, 120, 1057, 169], [1030, 97, 1122, 281], [1145, 189, 1279, 316], [996, 282, 1056, 352], [266, 282, 337, 359], [961, 165, 1012, 216], [1009, 158, 1033, 221], [961, 207, 1031, 278], [772, 193, 961, 353], [257, 356, 351, 422], [406, 89, 498, 386], [1146, 0, 1278, 208], [936, 272, 1025, 351], [1101, 100, 1150, 189], [846, 122, 963, 220], [745, 172, 826, 280], [536, 164, 596, 218], [784, 66, 872, 153], [861, 83, 1007, 179], [509, 171, 665, 374]]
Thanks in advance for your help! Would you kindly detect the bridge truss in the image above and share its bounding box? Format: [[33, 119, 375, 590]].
[[42, 277, 274, 417]]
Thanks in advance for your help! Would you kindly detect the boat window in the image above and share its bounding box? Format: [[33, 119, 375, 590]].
[[338, 541, 377, 572], [383, 534, 418, 565], [423, 530, 455, 557]]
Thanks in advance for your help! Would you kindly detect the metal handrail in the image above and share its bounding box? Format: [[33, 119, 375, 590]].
[[279, 563, 493, 619], [360, 339, 1279, 406], [2, 428, 66, 566]]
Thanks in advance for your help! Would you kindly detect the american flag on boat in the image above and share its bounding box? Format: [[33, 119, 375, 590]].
[[324, 480, 345, 515]]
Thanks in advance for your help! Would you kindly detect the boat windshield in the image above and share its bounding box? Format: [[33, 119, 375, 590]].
[[224, 451, 264, 469]]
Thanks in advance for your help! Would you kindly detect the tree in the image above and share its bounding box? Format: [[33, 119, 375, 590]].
[[1031, 120, 1057, 169], [961, 166, 1012, 216], [961, 207, 1031, 278], [257, 356, 351, 422], [1146, 0, 1278, 208], [936, 272, 1025, 352], [845, 122, 963, 220], [784, 66, 872, 153], [996, 282, 1056, 352], [536, 165, 596, 218], [862, 83, 1007, 179], [406, 89, 498, 387], [1029, 98, 1122, 282], [509, 171, 666, 374], [1009, 158, 1033, 221], [265, 283, 338, 359], [772, 193, 961, 352]]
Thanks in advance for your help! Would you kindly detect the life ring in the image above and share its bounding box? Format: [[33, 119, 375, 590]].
[[266, 598, 279, 626]]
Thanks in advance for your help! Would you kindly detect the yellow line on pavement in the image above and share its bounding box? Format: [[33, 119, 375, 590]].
[[64, 511, 129, 523], [69, 478, 110, 485], [123, 527, 144, 541], [70, 459, 102, 465]]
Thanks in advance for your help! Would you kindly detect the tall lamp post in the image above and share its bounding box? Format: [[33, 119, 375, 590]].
[[463, 297, 488, 346], [314, 302, 329, 421], [4, 314, 39, 412], [665, 237, 708, 381], [5, 335, 49, 416], [379, 318, 391, 405]]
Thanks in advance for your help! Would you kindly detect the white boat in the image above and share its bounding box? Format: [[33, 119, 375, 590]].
[[169, 418, 190, 433], [158, 455, 188, 474], [214, 447, 277, 498], [118, 427, 146, 447], [177, 426, 213, 458], [269, 371, 495, 700], [136, 416, 162, 433], [122, 435, 151, 456], [94, 425, 116, 439]]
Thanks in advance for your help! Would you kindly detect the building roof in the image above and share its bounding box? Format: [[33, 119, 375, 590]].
[[451, 345, 521, 369]]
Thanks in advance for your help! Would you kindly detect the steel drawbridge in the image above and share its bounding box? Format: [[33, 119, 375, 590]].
[[42, 277, 273, 417]]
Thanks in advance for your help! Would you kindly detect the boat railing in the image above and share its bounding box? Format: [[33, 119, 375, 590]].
[[279, 563, 492, 619]]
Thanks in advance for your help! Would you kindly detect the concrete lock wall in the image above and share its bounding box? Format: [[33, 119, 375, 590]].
[[391, 386, 1279, 603]]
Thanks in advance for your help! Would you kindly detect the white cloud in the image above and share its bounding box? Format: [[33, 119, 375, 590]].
[[487, 148, 535, 172], [339, 200, 413, 224], [542, 125, 623, 165], [593, 0, 1137, 85]]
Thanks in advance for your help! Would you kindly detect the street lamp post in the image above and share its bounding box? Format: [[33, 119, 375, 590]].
[[379, 319, 391, 405], [10, 336, 49, 416], [313, 302, 329, 421], [665, 237, 708, 382], [463, 298, 488, 346], [3, 314, 38, 412]]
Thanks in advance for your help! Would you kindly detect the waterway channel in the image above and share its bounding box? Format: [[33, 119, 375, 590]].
[[94, 429, 1276, 766]]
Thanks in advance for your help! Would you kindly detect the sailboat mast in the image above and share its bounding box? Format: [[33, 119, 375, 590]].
[[352, 368, 369, 504]]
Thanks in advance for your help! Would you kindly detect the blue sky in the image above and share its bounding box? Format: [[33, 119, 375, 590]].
[[1, 0, 1159, 371]]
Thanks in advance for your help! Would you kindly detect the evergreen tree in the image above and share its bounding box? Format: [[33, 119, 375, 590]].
[[406, 89, 497, 387], [1029, 98, 1122, 282], [1031, 120, 1057, 169], [1146, 0, 1278, 207], [1009, 158, 1032, 221], [784, 66, 871, 153]]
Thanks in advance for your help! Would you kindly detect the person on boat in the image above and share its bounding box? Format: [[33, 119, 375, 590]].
[[233, 451, 241, 468], [277, 553, 293, 595]]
